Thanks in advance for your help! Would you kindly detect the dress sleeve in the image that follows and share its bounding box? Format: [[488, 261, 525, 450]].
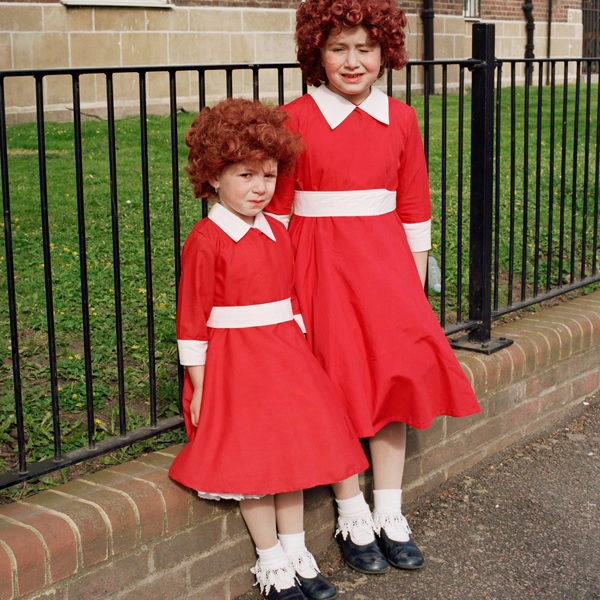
[[267, 167, 295, 226], [267, 105, 298, 222], [396, 106, 432, 251], [176, 226, 215, 366]]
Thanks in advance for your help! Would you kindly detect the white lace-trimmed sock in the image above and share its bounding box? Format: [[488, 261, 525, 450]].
[[373, 489, 402, 513], [372, 489, 411, 542], [251, 542, 296, 594], [335, 492, 376, 545], [278, 532, 319, 578]]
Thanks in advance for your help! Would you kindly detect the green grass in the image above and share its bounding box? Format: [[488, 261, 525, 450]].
[[412, 82, 600, 321], [0, 81, 599, 498], [0, 113, 201, 498]]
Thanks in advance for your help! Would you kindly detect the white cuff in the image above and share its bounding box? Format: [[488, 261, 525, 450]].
[[177, 339, 208, 366], [403, 219, 431, 252]]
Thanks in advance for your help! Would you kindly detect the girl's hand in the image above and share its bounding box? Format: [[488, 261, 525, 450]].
[[186, 365, 205, 427], [412, 250, 429, 289], [189, 386, 203, 427]]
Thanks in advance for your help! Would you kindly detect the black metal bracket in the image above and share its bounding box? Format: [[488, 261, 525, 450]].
[[450, 335, 513, 355]]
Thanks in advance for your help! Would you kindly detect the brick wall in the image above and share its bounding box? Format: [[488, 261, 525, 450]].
[[1, 290, 599, 600]]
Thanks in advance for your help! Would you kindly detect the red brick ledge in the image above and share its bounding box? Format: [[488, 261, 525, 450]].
[[1, 291, 599, 600]]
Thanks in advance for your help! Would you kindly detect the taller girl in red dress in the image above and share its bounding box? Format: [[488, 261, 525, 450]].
[[267, 0, 481, 575]]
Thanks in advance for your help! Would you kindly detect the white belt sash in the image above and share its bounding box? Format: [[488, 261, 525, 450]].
[[293, 189, 396, 217], [206, 298, 293, 329]]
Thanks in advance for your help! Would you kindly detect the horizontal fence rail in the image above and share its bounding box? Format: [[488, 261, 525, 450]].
[[1, 24, 599, 490]]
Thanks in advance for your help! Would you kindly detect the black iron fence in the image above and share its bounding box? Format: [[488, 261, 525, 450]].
[[1, 24, 599, 489]]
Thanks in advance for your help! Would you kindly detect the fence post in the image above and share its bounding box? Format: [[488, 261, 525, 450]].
[[421, 0, 435, 95], [451, 23, 512, 354]]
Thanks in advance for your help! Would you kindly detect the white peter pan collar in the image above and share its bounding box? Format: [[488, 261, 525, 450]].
[[309, 85, 390, 129], [208, 202, 277, 242]]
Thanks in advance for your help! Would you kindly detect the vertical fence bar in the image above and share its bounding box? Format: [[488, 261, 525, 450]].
[[197, 69, 209, 219], [72, 73, 96, 446], [558, 62, 569, 288], [138, 72, 158, 426], [169, 70, 185, 409], [438, 64, 448, 325], [35, 75, 63, 458], [569, 65, 581, 284], [521, 62, 531, 301], [106, 73, 127, 434], [533, 60, 544, 297], [493, 62, 503, 311], [581, 62, 592, 279], [452, 23, 512, 353], [423, 65, 430, 158], [277, 66, 286, 106], [545, 61, 557, 291], [508, 62, 517, 306], [252, 65, 260, 100], [455, 65, 466, 322], [589, 58, 600, 275], [226, 68, 233, 98], [0, 75, 27, 473], [421, 0, 434, 95]]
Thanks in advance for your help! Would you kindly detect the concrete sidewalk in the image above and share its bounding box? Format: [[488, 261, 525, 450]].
[[237, 393, 600, 600]]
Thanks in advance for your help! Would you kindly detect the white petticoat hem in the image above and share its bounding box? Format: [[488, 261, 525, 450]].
[[197, 490, 263, 501]]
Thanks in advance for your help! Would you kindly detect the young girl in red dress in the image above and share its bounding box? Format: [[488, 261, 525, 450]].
[[266, 0, 481, 576], [169, 98, 368, 600]]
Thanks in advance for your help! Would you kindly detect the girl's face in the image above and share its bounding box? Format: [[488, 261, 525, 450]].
[[321, 25, 382, 105], [210, 159, 278, 225]]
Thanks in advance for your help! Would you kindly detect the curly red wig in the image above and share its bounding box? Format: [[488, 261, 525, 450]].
[[296, 0, 408, 87], [185, 98, 303, 199]]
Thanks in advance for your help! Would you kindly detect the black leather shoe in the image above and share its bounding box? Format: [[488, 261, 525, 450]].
[[264, 583, 307, 599], [296, 573, 338, 600], [337, 535, 390, 574], [377, 529, 424, 570]]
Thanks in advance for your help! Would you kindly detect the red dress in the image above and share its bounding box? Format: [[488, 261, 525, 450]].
[[269, 87, 481, 437], [168, 204, 368, 497]]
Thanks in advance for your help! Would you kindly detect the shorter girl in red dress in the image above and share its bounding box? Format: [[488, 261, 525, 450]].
[[169, 98, 368, 600]]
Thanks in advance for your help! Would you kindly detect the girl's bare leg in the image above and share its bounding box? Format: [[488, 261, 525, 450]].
[[331, 473, 362, 500], [369, 421, 406, 490], [240, 495, 302, 595], [369, 422, 424, 569], [239, 495, 278, 549], [275, 491, 337, 597], [274, 490, 304, 534]]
